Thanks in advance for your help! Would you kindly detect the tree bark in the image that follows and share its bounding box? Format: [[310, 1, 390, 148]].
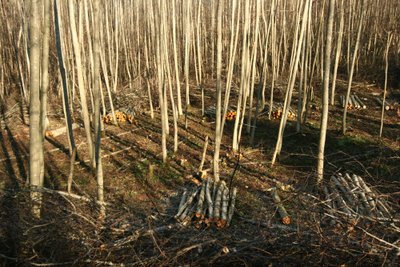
[[68, 0, 94, 165], [342, 0, 365, 135], [29, 0, 43, 218], [213, 0, 224, 182], [39, 0, 51, 186], [92, 0, 105, 216], [317, 0, 335, 184], [379, 33, 393, 137]]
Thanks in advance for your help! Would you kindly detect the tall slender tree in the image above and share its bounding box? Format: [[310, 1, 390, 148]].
[[213, 0, 224, 182], [92, 0, 105, 216], [342, 0, 365, 135], [317, 0, 335, 184], [29, 0, 43, 218], [68, 0, 94, 165]]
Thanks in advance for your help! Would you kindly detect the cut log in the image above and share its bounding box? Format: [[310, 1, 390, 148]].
[[353, 174, 381, 216], [178, 189, 188, 213], [271, 188, 291, 225], [328, 180, 354, 216], [227, 187, 237, 227], [180, 202, 196, 224], [205, 178, 214, 219], [340, 95, 345, 108], [45, 122, 80, 138], [196, 182, 206, 218], [350, 174, 373, 215], [351, 95, 359, 109], [354, 94, 366, 109], [213, 181, 225, 221], [175, 187, 200, 219], [219, 187, 229, 228], [375, 97, 390, 110], [331, 175, 356, 207]]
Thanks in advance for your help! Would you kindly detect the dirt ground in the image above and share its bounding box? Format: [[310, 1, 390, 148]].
[[0, 80, 399, 266]]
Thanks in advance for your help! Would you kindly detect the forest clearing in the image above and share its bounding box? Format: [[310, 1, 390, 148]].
[[0, 0, 399, 266]]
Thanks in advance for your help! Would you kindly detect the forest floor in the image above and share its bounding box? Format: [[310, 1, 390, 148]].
[[0, 79, 399, 266]]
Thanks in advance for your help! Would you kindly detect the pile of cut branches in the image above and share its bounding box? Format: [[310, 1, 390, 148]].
[[175, 179, 237, 229], [323, 173, 395, 222]]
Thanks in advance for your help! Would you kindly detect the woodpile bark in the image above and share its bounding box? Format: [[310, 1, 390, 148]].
[[340, 94, 366, 110], [45, 123, 80, 138], [263, 102, 296, 120], [103, 108, 136, 124], [175, 178, 237, 228], [324, 173, 393, 221], [271, 188, 291, 225], [204, 105, 236, 122], [375, 97, 398, 111]]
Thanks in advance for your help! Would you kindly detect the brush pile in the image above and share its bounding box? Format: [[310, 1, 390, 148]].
[[323, 173, 394, 221], [264, 103, 296, 120], [175, 179, 237, 229], [339, 94, 367, 110], [103, 108, 136, 125]]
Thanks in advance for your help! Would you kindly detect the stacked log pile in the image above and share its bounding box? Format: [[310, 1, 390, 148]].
[[375, 98, 399, 111], [103, 108, 136, 125], [263, 103, 296, 120], [204, 106, 237, 121], [175, 179, 237, 229], [323, 173, 393, 221], [339, 94, 367, 110]]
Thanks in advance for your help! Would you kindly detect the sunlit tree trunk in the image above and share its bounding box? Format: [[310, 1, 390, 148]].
[[317, 0, 335, 184], [29, 0, 43, 218], [330, 0, 344, 106], [342, 0, 365, 135], [68, 0, 93, 165], [213, 0, 224, 182], [39, 0, 50, 185], [271, 0, 311, 165], [92, 0, 105, 216]]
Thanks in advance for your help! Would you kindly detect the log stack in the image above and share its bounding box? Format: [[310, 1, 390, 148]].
[[264, 103, 296, 120], [323, 173, 393, 221], [103, 108, 136, 125], [204, 106, 237, 122], [339, 94, 367, 110], [375, 97, 399, 111], [175, 179, 237, 229]]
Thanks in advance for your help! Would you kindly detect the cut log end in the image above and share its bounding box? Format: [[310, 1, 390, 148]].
[[282, 216, 291, 225]]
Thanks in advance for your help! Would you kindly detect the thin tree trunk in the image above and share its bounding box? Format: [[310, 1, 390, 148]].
[[330, 0, 344, 106], [68, 0, 93, 165], [29, 0, 43, 218], [54, 0, 75, 160], [213, 0, 224, 182], [342, 0, 365, 135], [92, 0, 105, 216], [171, 0, 183, 116], [317, 0, 335, 184], [272, 0, 311, 166], [379, 32, 393, 137], [39, 0, 51, 185]]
